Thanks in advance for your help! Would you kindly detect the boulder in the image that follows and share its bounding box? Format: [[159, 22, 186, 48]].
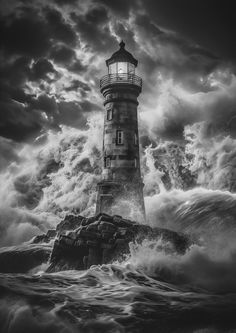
[[98, 221, 117, 233], [47, 213, 191, 273], [56, 214, 84, 233]]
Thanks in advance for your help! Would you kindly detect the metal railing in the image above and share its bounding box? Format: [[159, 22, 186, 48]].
[[100, 73, 142, 90]]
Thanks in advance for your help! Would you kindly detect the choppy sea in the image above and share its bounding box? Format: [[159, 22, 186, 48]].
[[1, 189, 236, 332]]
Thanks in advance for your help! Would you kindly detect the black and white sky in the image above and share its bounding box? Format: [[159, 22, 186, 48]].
[[0, 0, 236, 155], [1, 0, 236, 246]]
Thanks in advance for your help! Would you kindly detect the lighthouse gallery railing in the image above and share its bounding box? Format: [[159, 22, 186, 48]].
[[100, 73, 142, 90]]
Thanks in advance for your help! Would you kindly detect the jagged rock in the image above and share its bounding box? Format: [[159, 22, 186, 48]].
[[32, 234, 50, 244], [47, 213, 191, 272], [47, 229, 57, 238], [56, 215, 84, 233], [32, 229, 57, 244], [98, 221, 117, 233]]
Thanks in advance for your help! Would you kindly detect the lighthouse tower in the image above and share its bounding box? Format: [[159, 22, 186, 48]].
[[96, 41, 145, 223]]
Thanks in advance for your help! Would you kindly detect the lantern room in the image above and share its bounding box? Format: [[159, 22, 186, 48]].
[[100, 41, 142, 91], [106, 40, 138, 75]]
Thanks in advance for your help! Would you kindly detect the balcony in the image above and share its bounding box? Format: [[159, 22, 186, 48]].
[[100, 73, 142, 90]]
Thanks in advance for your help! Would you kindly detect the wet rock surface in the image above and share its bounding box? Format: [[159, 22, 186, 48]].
[[47, 213, 191, 272]]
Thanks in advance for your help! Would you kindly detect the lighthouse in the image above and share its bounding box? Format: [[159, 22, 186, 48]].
[[96, 41, 145, 223]]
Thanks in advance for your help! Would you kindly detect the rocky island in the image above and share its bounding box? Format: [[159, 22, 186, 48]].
[[0, 213, 191, 274], [44, 213, 190, 272]]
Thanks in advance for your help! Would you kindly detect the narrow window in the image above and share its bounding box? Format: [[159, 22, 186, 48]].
[[107, 108, 113, 121], [128, 63, 135, 75], [116, 130, 124, 145], [109, 63, 116, 74], [134, 132, 138, 145], [134, 158, 137, 168], [105, 157, 111, 168]]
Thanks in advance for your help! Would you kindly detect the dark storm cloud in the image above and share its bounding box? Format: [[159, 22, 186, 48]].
[[54, 0, 78, 6], [0, 5, 77, 70], [93, 0, 133, 18], [0, 57, 58, 105], [95, 0, 236, 62], [30, 94, 58, 115], [56, 100, 101, 128], [71, 5, 117, 52], [0, 56, 31, 87], [68, 59, 87, 73], [141, 0, 236, 62], [0, 100, 44, 141], [0, 3, 97, 142], [50, 45, 76, 65], [0, 5, 76, 58], [0, 56, 57, 141], [132, 11, 221, 94], [0, 0, 236, 145], [31, 59, 59, 81], [89, 0, 234, 93], [65, 79, 91, 93], [44, 7, 77, 47], [0, 12, 50, 57]]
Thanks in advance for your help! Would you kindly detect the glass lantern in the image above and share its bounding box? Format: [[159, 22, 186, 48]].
[[108, 62, 135, 77]]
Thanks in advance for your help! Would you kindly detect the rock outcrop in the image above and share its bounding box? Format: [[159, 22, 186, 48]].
[[47, 213, 190, 272]]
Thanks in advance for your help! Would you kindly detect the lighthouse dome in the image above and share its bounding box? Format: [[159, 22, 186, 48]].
[[106, 41, 138, 67]]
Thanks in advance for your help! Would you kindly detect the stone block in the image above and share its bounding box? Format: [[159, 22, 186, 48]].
[[32, 234, 49, 244], [86, 221, 100, 232], [101, 231, 114, 240], [117, 227, 127, 236], [101, 243, 113, 249], [98, 214, 114, 223], [47, 212, 192, 272], [80, 230, 100, 239], [62, 236, 75, 246], [98, 221, 117, 233], [86, 216, 97, 225], [83, 255, 88, 269], [66, 231, 77, 240], [115, 239, 126, 246], [56, 215, 84, 232], [87, 240, 99, 247], [46, 229, 56, 238], [114, 219, 135, 228], [102, 248, 112, 264], [87, 246, 102, 267], [113, 215, 122, 223], [81, 218, 88, 226], [75, 239, 86, 247]]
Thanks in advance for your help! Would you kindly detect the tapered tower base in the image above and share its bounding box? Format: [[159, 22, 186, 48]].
[[96, 180, 146, 223]]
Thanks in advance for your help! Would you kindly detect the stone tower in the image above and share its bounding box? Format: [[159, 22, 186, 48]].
[[96, 41, 145, 223]]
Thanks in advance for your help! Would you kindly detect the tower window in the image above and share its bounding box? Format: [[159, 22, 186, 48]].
[[128, 63, 135, 75], [134, 158, 137, 168], [117, 62, 127, 74], [116, 130, 124, 145], [107, 108, 113, 121], [105, 157, 111, 168], [134, 132, 138, 145]]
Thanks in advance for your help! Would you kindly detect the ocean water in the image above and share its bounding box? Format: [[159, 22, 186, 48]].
[[1, 262, 236, 333], [1, 194, 236, 333], [1, 121, 236, 332]]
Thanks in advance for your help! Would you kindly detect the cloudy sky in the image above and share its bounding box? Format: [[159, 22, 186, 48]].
[[1, 0, 236, 245], [0, 0, 235, 146]]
